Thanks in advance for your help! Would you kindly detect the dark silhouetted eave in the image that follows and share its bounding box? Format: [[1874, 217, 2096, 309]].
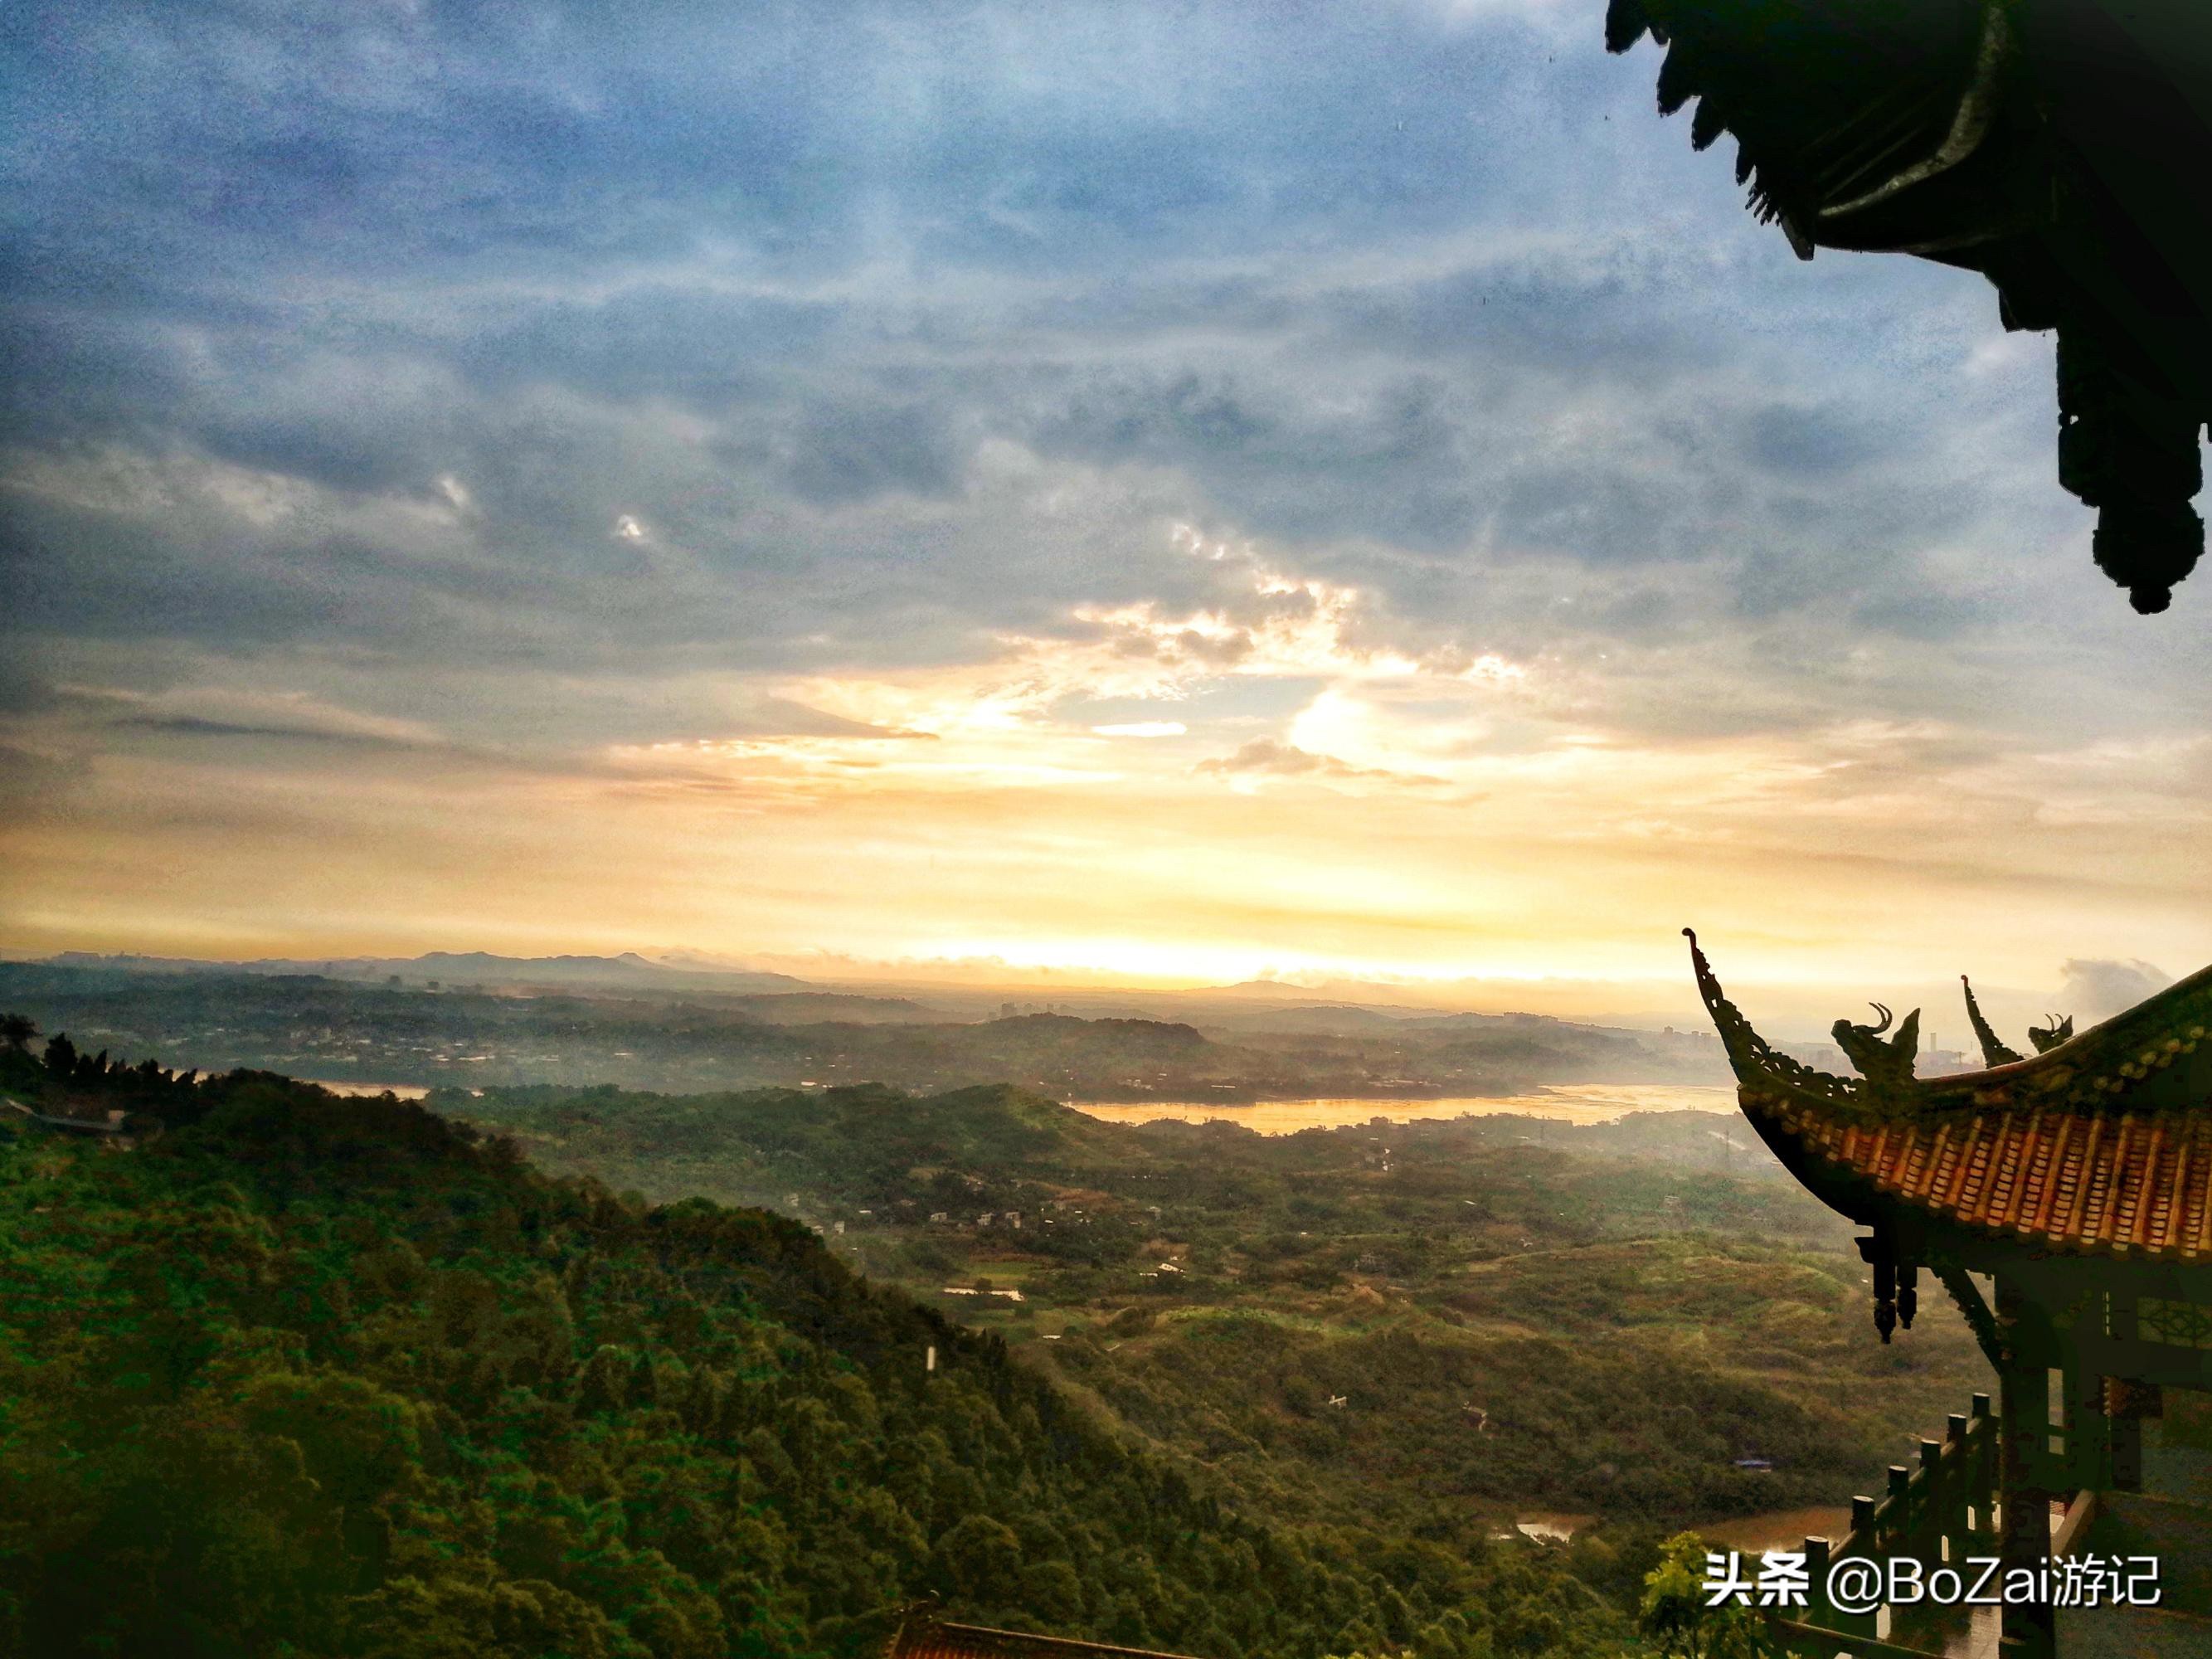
[[1686, 932, 2212, 1258]]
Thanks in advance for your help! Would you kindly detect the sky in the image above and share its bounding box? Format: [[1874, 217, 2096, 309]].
[[4, 0, 2211, 1031]]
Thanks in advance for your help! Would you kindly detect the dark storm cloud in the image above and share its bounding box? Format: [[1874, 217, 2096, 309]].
[[5, 0, 2186, 759]]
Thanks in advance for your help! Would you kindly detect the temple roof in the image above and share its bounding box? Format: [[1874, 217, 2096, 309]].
[[1685, 931, 2212, 1260], [887, 1617, 1209, 1659], [1751, 1084, 2212, 1260], [1607, 0, 2212, 612]]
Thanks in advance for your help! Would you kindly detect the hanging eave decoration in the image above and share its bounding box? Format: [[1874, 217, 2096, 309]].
[[1608, 0, 2212, 612]]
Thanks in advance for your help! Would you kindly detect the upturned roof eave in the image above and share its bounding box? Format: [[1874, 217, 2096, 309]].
[[1685, 930, 2212, 1119]]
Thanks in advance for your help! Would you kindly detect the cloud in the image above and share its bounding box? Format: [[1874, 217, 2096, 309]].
[[2055, 958, 2176, 1025], [4, 0, 2211, 987], [0, 663, 59, 717], [102, 714, 426, 748], [785, 402, 965, 506], [0, 742, 82, 810], [1194, 737, 1435, 786], [1197, 739, 1354, 777], [65, 686, 446, 750]]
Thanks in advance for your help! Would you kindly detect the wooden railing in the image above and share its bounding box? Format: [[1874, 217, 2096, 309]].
[[1763, 1393, 2003, 1657]]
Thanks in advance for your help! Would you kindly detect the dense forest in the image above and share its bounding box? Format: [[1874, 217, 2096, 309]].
[[0, 1033, 1655, 1659], [458, 1080, 1991, 1541]]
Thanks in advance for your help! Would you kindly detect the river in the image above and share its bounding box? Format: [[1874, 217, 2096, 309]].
[[1065, 1082, 1736, 1134], [299, 1078, 1737, 1130]]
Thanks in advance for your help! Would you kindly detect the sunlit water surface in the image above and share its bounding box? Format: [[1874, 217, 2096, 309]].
[[300, 1079, 1740, 1133], [1065, 1082, 1737, 1134]]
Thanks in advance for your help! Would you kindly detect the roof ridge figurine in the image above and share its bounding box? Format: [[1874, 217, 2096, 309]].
[[1684, 927, 2212, 1271]]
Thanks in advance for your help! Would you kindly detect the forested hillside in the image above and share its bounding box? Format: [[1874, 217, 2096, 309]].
[[461, 1081, 1991, 1543], [0, 1043, 1641, 1659]]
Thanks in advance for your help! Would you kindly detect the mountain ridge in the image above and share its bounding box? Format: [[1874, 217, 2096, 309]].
[[41, 949, 810, 994]]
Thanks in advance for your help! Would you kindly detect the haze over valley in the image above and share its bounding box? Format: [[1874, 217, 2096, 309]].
[[0, 949, 1731, 1103], [9, 2, 2212, 1655]]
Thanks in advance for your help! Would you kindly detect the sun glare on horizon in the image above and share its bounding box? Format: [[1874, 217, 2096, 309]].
[[2, 0, 2208, 1022]]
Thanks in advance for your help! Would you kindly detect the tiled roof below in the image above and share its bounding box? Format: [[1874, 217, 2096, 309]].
[[888, 1618, 1208, 1659], [1752, 1091, 2212, 1259]]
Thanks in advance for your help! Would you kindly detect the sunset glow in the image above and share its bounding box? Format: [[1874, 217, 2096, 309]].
[[4, 1, 2210, 1031]]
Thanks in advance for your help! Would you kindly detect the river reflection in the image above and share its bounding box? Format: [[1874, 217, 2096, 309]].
[[302, 1078, 1738, 1129], [1065, 1082, 1737, 1135]]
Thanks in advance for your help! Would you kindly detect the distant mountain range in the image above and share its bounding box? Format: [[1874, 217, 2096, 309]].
[[40, 950, 811, 994], [22, 950, 1715, 1034], [0, 956, 1729, 1098]]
